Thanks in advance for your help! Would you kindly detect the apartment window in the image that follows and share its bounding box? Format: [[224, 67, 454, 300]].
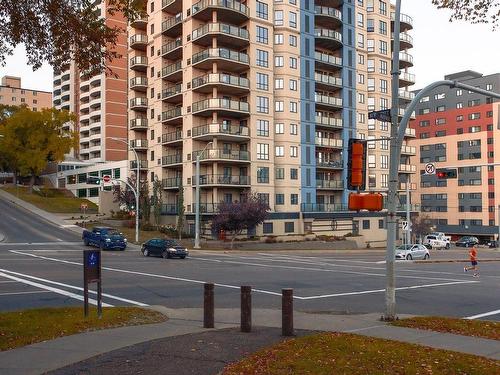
[[290, 146, 298, 157], [275, 123, 284, 134], [289, 35, 297, 47], [379, 60, 388, 74], [290, 101, 297, 113], [468, 99, 481, 107], [456, 115, 464, 122], [380, 155, 389, 169], [435, 118, 446, 125], [276, 168, 285, 179], [289, 57, 297, 69], [456, 89, 462, 96], [257, 167, 270, 183], [263, 222, 273, 234], [257, 96, 269, 113], [275, 56, 284, 67], [379, 1, 387, 15], [367, 59, 375, 72], [290, 123, 297, 135], [434, 93, 446, 100], [275, 194, 285, 205], [469, 126, 481, 133], [289, 12, 297, 28], [367, 78, 375, 91], [275, 78, 284, 89], [435, 130, 446, 137], [256, 50, 269, 67], [275, 100, 284, 112], [367, 19, 375, 32], [380, 79, 388, 93], [256, 1, 268, 19], [257, 143, 269, 160], [275, 146, 285, 157], [289, 79, 297, 91], [256, 26, 268, 44], [274, 34, 284, 44], [367, 39, 375, 52], [486, 83, 493, 91], [379, 40, 387, 54], [358, 33, 365, 48], [358, 93, 365, 104], [358, 53, 365, 65], [274, 10, 283, 25], [379, 20, 387, 35], [357, 12, 364, 27], [358, 73, 365, 84], [290, 168, 298, 180], [256, 73, 269, 90], [436, 105, 445, 112], [419, 120, 430, 127], [420, 132, 430, 139], [257, 120, 269, 136], [284, 222, 295, 233], [150, 23, 154, 34], [290, 194, 298, 205], [363, 220, 370, 230], [456, 102, 463, 109]]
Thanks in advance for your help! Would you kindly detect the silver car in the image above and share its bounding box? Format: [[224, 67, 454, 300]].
[[395, 244, 430, 260]]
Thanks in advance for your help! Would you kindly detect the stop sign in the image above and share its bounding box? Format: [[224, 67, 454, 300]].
[[103, 175, 111, 183]]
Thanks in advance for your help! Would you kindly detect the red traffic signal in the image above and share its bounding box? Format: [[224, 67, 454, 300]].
[[436, 168, 457, 179], [347, 139, 367, 191]]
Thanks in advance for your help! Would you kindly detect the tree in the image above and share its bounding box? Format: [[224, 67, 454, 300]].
[[140, 179, 151, 225], [151, 177, 163, 229], [0, 0, 145, 74], [113, 174, 150, 223], [0, 106, 77, 190], [211, 192, 270, 249], [411, 214, 434, 244], [177, 181, 185, 240], [432, 0, 500, 29], [113, 176, 136, 213]]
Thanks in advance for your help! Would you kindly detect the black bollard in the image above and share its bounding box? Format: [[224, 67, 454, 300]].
[[204, 283, 214, 328], [282, 288, 294, 336], [241, 286, 252, 332]]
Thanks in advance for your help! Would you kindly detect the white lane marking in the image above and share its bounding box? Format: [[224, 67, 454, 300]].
[[56, 238, 63, 242], [0, 241, 81, 246], [258, 252, 381, 265], [0, 271, 113, 307], [344, 325, 387, 333], [0, 291, 52, 296], [0, 280, 17, 283], [60, 224, 79, 228], [300, 281, 479, 300], [0, 268, 149, 307], [465, 309, 500, 320]]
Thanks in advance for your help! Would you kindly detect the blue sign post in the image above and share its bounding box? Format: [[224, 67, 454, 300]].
[[83, 250, 102, 318]]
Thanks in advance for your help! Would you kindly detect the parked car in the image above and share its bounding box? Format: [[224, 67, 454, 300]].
[[423, 234, 450, 250], [428, 232, 452, 242], [485, 240, 498, 248], [82, 227, 127, 250], [456, 236, 479, 247], [395, 244, 430, 260], [141, 239, 188, 259]]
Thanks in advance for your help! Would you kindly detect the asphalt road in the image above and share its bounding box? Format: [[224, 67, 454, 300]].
[[1, 195, 499, 321]]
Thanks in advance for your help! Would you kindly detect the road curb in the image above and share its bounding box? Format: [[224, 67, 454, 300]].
[[415, 259, 500, 263]]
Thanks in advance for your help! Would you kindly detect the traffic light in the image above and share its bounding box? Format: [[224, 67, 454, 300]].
[[348, 193, 384, 212], [436, 168, 457, 179], [86, 176, 101, 185], [347, 139, 367, 191]]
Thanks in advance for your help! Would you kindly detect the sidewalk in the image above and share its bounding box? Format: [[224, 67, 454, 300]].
[[1, 307, 498, 375]]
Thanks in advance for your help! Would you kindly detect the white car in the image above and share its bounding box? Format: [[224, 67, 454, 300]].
[[395, 244, 430, 260], [423, 235, 450, 250]]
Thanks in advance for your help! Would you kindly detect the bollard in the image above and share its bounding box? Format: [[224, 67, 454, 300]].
[[282, 288, 294, 336], [204, 283, 214, 328], [240, 286, 252, 332]]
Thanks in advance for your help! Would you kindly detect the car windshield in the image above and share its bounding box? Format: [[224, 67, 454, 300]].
[[427, 236, 436, 240], [165, 240, 179, 247], [396, 245, 412, 251], [108, 230, 122, 236]]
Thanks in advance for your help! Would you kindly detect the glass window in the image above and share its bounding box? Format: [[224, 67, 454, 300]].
[[257, 167, 270, 183], [275, 146, 285, 157], [289, 12, 297, 28], [263, 222, 273, 234], [274, 34, 283, 44], [275, 123, 284, 134], [275, 168, 285, 179], [257, 96, 269, 113], [256, 72, 269, 90], [257, 143, 269, 160], [256, 26, 268, 44], [275, 194, 285, 205], [289, 35, 297, 46], [256, 49, 268, 67], [274, 10, 283, 26], [256, 1, 268, 19], [285, 222, 295, 233], [257, 120, 269, 136], [290, 168, 298, 180], [275, 56, 284, 67], [290, 194, 298, 205]]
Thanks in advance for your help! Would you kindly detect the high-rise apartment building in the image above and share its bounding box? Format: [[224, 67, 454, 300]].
[[129, 0, 416, 236], [53, 1, 129, 163], [0, 76, 52, 110], [410, 71, 500, 240]]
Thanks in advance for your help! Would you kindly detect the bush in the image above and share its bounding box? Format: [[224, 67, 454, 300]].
[[265, 236, 277, 244], [140, 223, 156, 231], [111, 210, 132, 220]]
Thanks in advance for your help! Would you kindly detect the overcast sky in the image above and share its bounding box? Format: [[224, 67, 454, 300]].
[[0, 0, 498, 92]]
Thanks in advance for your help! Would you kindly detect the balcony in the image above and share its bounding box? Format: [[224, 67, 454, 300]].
[[391, 12, 413, 32], [192, 23, 249, 48], [405, 127, 416, 138], [192, 203, 220, 214], [130, 139, 148, 151], [192, 149, 250, 163], [191, 0, 249, 23], [315, 93, 342, 110], [315, 72, 342, 91], [162, 83, 183, 104], [316, 159, 343, 170], [130, 76, 148, 92], [61, 94, 70, 103], [315, 6, 342, 27], [315, 137, 343, 149], [315, 116, 343, 130], [399, 52, 414, 69], [315, 29, 342, 50], [399, 89, 415, 102], [398, 182, 417, 191], [161, 61, 182, 81], [162, 130, 183, 145], [399, 164, 417, 173], [130, 16, 147, 30], [130, 97, 148, 111], [399, 71, 416, 87], [401, 145, 416, 155], [398, 108, 416, 120], [195, 174, 250, 187], [161, 204, 179, 215], [163, 177, 182, 189], [191, 48, 249, 72], [192, 123, 250, 142], [316, 179, 344, 190], [161, 38, 182, 60], [162, 154, 183, 167], [301, 203, 348, 213], [130, 34, 148, 50], [53, 99, 61, 106], [315, 52, 342, 71], [130, 117, 148, 131], [392, 32, 413, 50], [192, 98, 249, 118], [192, 73, 249, 95], [161, 107, 183, 124], [130, 159, 148, 170], [130, 56, 148, 72], [162, 14, 182, 37], [162, 0, 182, 13]]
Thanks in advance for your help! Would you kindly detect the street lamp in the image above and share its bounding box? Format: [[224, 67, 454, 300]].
[[194, 141, 213, 249], [108, 137, 140, 244]]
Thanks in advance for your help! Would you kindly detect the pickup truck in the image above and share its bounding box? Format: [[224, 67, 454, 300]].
[[423, 234, 450, 250], [429, 232, 451, 242], [82, 226, 127, 251]]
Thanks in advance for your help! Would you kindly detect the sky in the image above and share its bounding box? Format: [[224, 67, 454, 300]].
[[0, 0, 498, 92]]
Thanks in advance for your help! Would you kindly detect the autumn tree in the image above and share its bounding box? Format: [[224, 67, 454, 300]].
[[411, 214, 434, 244], [151, 177, 163, 229], [113, 174, 150, 223], [0, 106, 77, 189], [177, 181, 185, 240], [0, 0, 145, 74], [432, 0, 500, 29]]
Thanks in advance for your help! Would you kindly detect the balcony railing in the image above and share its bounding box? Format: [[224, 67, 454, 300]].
[[192, 0, 249, 18], [398, 89, 415, 101], [130, 160, 148, 169], [315, 6, 342, 20], [162, 130, 183, 143], [130, 139, 148, 149], [161, 61, 182, 77], [315, 72, 342, 87], [192, 123, 249, 137], [401, 145, 416, 155], [391, 12, 414, 28], [130, 97, 148, 108], [399, 52, 414, 65], [130, 77, 148, 88], [130, 34, 147, 46], [315, 29, 342, 43], [161, 38, 182, 56], [393, 32, 413, 46], [316, 159, 343, 169], [161, 203, 178, 215], [162, 107, 182, 121], [315, 52, 342, 67], [315, 94, 343, 107], [192, 98, 249, 113], [162, 154, 183, 165], [301, 203, 348, 213], [400, 71, 416, 83], [130, 118, 148, 130], [130, 56, 148, 68], [162, 177, 182, 188], [192, 73, 249, 90], [405, 127, 416, 137], [192, 149, 250, 162], [162, 83, 182, 99], [162, 14, 182, 33], [195, 174, 250, 186], [192, 48, 249, 65], [192, 23, 249, 41], [316, 180, 344, 189], [315, 138, 343, 148], [315, 116, 343, 129], [399, 164, 417, 173]]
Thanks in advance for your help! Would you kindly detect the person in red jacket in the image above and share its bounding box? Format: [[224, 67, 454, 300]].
[[464, 246, 479, 277]]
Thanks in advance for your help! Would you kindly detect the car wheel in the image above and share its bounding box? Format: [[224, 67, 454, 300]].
[[406, 254, 412, 260], [162, 251, 170, 259], [143, 249, 149, 257], [424, 254, 429, 260], [445, 243, 450, 249], [180, 255, 186, 259]]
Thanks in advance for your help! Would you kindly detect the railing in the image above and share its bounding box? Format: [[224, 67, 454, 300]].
[[162, 107, 182, 121], [192, 98, 249, 113], [192, 48, 249, 65], [315, 6, 342, 20], [195, 174, 250, 186], [400, 71, 416, 83], [316, 180, 344, 189], [161, 38, 182, 55], [130, 77, 148, 87], [162, 154, 183, 165], [162, 61, 182, 77], [161, 203, 178, 214], [162, 130, 182, 143], [393, 32, 413, 45], [316, 160, 343, 169], [192, 203, 221, 213], [162, 83, 182, 99], [399, 164, 417, 173], [130, 97, 148, 107], [130, 34, 147, 45], [398, 89, 415, 101], [391, 12, 414, 27], [130, 118, 148, 129], [301, 203, 348, 212], [314, 51, 342, 66], [315, 116, 343, 128], [192, 0, 249, 17], [192, 149, 250, 161], [192, 73, 249, 89], [401, 145, 416, 154], [162, 177, 182, 188], [398, 183, 417, 191], [162, 14, 182, 32], [405, 127, 416, 137], [130, 160, 148, 169], [315, 138, 343, 148], [130, 139, 148, 149], [315, 94, 343, 107], [192, 123, 249, 137], [192, 23, 249, 41], [315, 29, 342, 43], [130, 56, 148, 66], [399, 52, 414, 65], [315, 72, 342, 87]]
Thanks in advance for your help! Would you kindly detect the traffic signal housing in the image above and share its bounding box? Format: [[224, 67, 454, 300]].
[[348, 193, 384, 212], [436, 168, 457, 179], [347, 139, 367, 191]]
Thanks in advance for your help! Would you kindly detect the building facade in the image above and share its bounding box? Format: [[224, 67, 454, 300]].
[[53, 0, 129, 163], [410, 71, 500, 240], [128, 0, 416, 237], [0, 76, 52, 110]]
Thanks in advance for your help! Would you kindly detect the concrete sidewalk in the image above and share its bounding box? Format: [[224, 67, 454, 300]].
[[1, 307, 499, 375]]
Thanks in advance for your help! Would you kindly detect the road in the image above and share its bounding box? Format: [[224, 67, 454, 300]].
[[0, 195, 499, 321]]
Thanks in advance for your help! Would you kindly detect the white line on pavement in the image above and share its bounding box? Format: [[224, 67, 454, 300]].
[[257, 252, 380, 264], [0, 271, 113, 307], [344, 325, 387, 332], [0, 280, 17, 283], [464, 309, 500, 320], [0, 241, 81, 246], [0, 268, 149, 307], [0, 291, 52, 296]]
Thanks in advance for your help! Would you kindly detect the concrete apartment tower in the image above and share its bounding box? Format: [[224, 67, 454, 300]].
[[128, 0, 416, 236], [53, 1, 129, 163], [0, 76, 52, 110]]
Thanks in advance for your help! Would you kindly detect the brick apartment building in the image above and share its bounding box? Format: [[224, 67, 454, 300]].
[[0, 76, 52, 111]]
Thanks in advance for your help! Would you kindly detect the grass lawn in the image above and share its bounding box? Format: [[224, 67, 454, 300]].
[[222, 332, 499, 375], [392, 316, 500, 341], [1, 186, 98, 214], [0, 306, 167, 351]]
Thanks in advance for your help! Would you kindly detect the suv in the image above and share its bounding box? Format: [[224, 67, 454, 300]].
[[456, 236, 479, 247]]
